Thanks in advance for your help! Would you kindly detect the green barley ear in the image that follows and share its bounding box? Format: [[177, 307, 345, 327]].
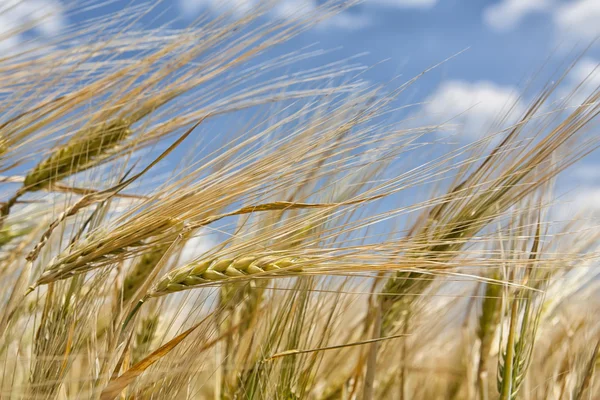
[[132, 315, 160, 365], [497, 272, 543, 400], [498, 224, 543, 400], [122, 245, 171, 303], [23, 118, 132, 192], [497, 296, 539, 400], [476, 271, 503, 400], [380, 271, 428, 335], [0, 225, 32, 247]]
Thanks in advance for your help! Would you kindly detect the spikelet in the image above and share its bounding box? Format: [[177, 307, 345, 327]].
[[150, 256, 305, 297], [23, 118, 132, 191]]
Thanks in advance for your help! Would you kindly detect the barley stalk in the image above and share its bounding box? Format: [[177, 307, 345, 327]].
[[573, 338, 600, 400]]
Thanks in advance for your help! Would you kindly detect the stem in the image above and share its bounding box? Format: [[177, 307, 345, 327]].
[[121, 298, 145, 333], [363, 304, 382, 400], [499, 298, 520, 400], [399, 311, 409, 400], [478, 368, 488, 400]]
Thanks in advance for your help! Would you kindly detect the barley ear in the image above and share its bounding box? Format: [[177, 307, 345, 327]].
[[150, 255, 305, 298], [23, 118, 132, 192], [132, 315, 160, 365], [476, 273, 503, 400]]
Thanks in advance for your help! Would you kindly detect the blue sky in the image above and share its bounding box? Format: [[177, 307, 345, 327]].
[[1, 0, 599, 219]]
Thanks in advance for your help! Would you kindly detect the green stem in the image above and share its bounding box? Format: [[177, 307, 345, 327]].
[[121, 298, 145, 333], [499, 298, 519, 400]]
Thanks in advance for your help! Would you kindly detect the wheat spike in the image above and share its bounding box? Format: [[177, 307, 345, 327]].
[[23, 118, 132, 191], [150, 256, 305, 297], [33, 217, 180, 286]]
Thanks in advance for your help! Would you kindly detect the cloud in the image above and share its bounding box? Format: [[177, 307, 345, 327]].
[[571, 165, 600, 183], [483, 0, 553, 32], [554, 187, 600, 222], [0, 0, 66, 52], [559, 58, 600, 107], [553, 0, 600, 43], [179, 0, 371, 29], [572, 189, 600, 217], [568, 58, 600, 86], [178, 0, 436, 30], [420, 80, 525, 140], [368, 0, 437, 9], [483, 0, 600, 44], [178, 230, 218, 265], [179, 0, 257, 15], [273, 0, 371, 29]]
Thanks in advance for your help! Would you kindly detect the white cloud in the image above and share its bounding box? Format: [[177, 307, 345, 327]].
[[273, 0, 314, 19], [0, 0, 66, 52], [553, 0, 600, 43], [554, 187, 600, 222], [178, 0, 435, 29], [421, 80, 525, 140], [368, 0, 437, 9], [180, 0, 369, 28], [322, 12, 372, 30], [483, 0, 553, 32], [273, 0, 371, 29], [569, 58, 600, 86], [179, 0, 257, 15], [559, 58, 600, 107], [178, 230, 218, 265], [571, 165, 600, 182], [484, 0, 600, 44]]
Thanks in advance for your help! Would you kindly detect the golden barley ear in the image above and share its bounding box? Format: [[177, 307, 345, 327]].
[[23, 118, 132, 192], [150, 255, 305, 297]]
